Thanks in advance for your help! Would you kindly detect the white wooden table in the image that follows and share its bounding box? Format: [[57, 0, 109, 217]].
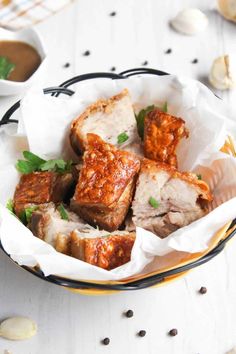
[[1, 1, 236, 353]]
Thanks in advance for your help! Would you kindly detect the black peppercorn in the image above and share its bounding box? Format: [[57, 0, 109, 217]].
[[165, 48, 172, 54], [138, 330, 146, 337], [169, 328, 178, 336], [199, 286, 207, 294], [102, 337, 110, 345], [192, 58, 198, 64], [83, 50, 91, 56], [110, 66, 116, 72], [110, 11, 116, 16], [63, 62, 70, 68], [142, 61, 148, 66], [125, 309, 134, 318]]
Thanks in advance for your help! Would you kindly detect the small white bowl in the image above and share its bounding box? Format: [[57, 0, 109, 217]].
[[0, 27, 47, 96]]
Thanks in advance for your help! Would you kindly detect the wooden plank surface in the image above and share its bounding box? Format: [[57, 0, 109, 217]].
[[0, 1, 236, 353]]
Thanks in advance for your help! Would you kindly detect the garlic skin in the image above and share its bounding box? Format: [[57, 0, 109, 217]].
[[0, 317, 37, 340], [209, 55, 236, 90], [171, 8, 208, 35], [226, 347, 236, 354], [218, 0, 236, 22]]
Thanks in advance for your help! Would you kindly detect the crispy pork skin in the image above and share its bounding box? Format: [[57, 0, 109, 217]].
[[132, 159, 212, 238], [13, 171, 73, 216], [70, 134, 140, 231], [70, 229, 135, 270], [70, 89, 140, 154], [144, 109, 189, 167], [29, 203, 93, 254]]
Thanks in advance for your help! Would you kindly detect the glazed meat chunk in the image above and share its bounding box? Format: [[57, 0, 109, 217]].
[[13, 171, 74, 216], [70, 229, 135, 270], [132, 159, 212, 238], [144, 109, 189, 167], [70, 134, 140, 231], [29, 203, 94, 254], [70, 89, 140, 154]]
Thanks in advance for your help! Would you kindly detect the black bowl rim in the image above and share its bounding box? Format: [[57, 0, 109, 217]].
[[0, 67, 235, 291]]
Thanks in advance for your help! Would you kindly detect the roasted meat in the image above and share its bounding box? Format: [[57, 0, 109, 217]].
[[70, 229, 135, 270], [29, 203, 93, 254], [13, 171, 74, 216], [70, 89, 140, 154], [132, 159, 212, 238], [144, 109, 189, 167], [71, 162, 83, 181], [70, 134, 140, 231]]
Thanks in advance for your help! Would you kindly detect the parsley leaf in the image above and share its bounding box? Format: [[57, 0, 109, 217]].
[[16, 160, 38, 174], [40, 159, 66, 172], [19, 206, 38, 224], [197, 174, 202, 180], [149, 196, 160, 209], [6, 199, 14, 213], [23, 151, 46, 165], [25, 206, 38, 223], [16, 151, 46, 174], [0, 56, 15, 80], [19, 210, 27, 224], [117, 132, 129, 144], [135, 105, 155, 139], [58, 204, 69, 221], [162, 101, 168, 113], [16, 151, 72, 174]]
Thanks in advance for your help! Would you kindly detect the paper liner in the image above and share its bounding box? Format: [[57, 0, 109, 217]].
[[0, 74, 236, 281]]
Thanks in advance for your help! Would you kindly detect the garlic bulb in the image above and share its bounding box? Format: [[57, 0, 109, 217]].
[[209, 55, 236, 90], [218, 0, 236, 22], [171, 8, 208, 35], [0, 317, 37, 340]]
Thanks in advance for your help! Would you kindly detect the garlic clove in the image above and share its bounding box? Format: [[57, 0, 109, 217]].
[[0, 317, 37, 340], [209, 55, 236, 90], [170, 8, 208, 35], [218, 0, 236, 22]]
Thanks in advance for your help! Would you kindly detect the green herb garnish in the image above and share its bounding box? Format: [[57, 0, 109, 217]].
[[149, 196, 160, 209], [16, 151, 46, 174], [135, 105, 155, 140], [19, 206, 38, 224], [6, 199, 14, 213], [162, 101, 168, 113], [117, 132, 129, 144], [40, 159, 66, 171], [58, 204, 69, 221], [24, 206, 38, 223], [16, 151, 72, 174], [0, 56, 15, 80], [19, 210, 27, 224], [197, 174, 202, 180]]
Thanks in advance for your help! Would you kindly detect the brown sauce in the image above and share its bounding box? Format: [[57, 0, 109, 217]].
[[0, 40, 41, 82]]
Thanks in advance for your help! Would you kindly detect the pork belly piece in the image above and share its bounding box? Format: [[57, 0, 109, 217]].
[[70, 229, 135, 270], [132, 159, 212, 238], [29, 203, 94, 254], [70, 134, 140, 231], [13, 171, 74, 216], [144, 109, 189, 167], [71, 162, 83, 181], [123, 141, 144, 158], [70, 89, 140, 154]]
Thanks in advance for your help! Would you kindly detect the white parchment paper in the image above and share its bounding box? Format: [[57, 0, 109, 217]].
[[0, 74, 236, 281]]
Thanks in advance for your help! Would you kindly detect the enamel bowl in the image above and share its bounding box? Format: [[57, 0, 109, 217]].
[[0, 27, 46, 96]]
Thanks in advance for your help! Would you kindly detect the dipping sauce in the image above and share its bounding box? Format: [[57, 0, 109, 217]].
[[0, 40, 41, 82]]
